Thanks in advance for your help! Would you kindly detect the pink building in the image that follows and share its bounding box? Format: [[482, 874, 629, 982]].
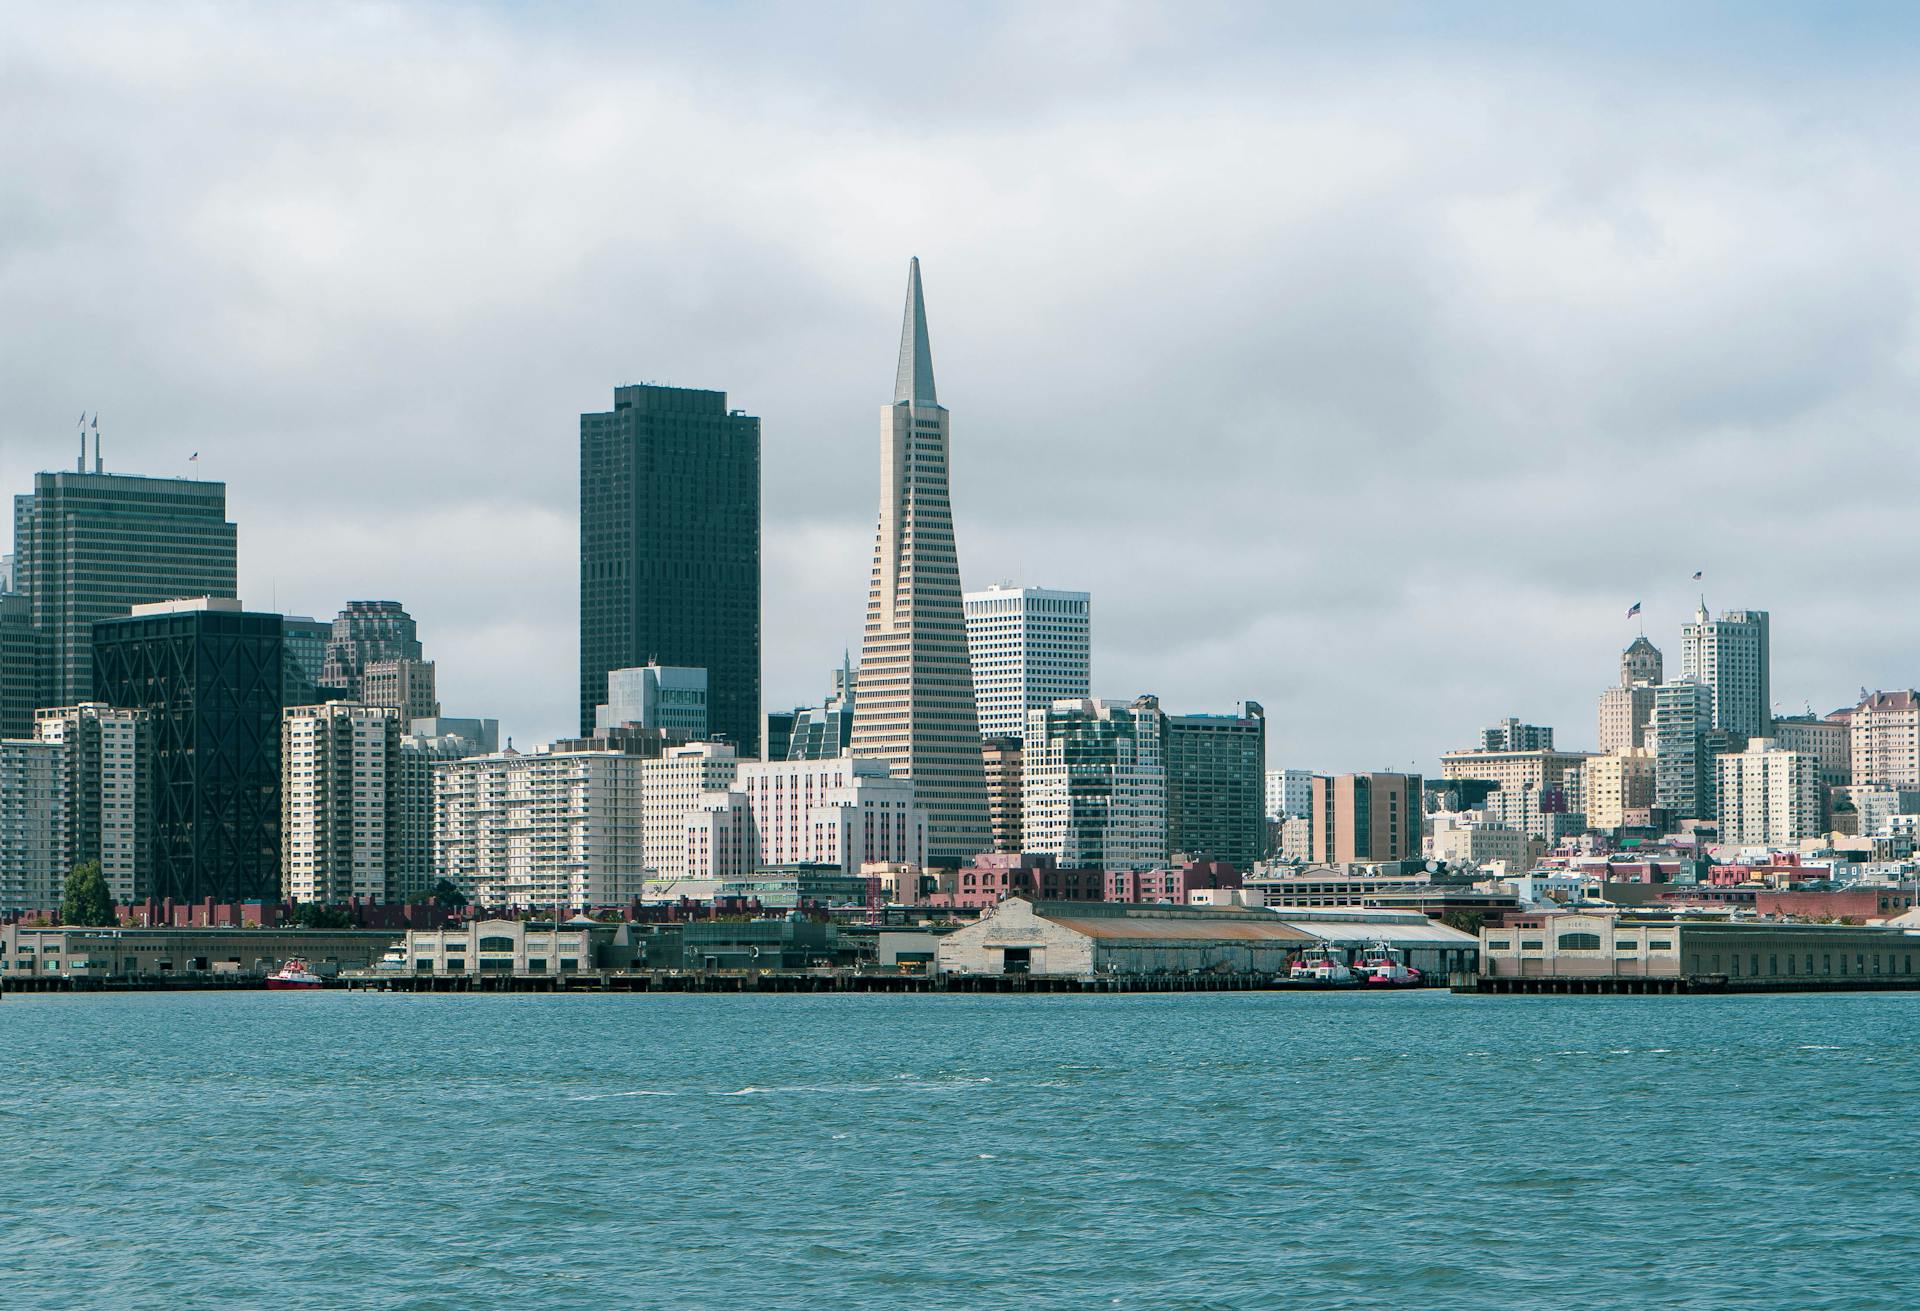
[[1105, 860, 1243, 904], [929, 854, 1106, 911]]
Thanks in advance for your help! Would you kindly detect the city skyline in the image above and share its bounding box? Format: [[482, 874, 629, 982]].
[[7, 6, 1920, 771]]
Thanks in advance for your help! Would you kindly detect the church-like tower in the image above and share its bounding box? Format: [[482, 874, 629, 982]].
[[850, 259, 990, 865]]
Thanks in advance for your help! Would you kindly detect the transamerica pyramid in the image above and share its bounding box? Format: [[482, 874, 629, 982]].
[[850, 258, 992, 866]]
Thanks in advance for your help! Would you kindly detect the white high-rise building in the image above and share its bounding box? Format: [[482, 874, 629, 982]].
[[1022, 697, 1168, 872], [850, 258, 991, 865], [0, 739, 66, 915], [1716, 739, 1819, 846], [394, 718, 497, 903], [683, 756, 927, 879], [595, 664, 708, 738], [640, 741, 740, 881], [1681, 604, 1770, 738], [963, 584, 1091, 740], [282, 702, 401, 904], [1264, 768, 1313, 820], [434, 747, 647, 908], [1844, 691, 1920, 789], [33, 704, 150, 904]]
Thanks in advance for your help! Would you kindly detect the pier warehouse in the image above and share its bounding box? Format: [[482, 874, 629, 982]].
[[936, 899, 1316, 978], [1479, 912, 1920, 988]]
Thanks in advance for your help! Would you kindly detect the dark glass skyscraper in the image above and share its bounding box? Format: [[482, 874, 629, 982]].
[[580, 385, 761, 753], [12, 468, 238, 711], [93, 599, 284, 904]]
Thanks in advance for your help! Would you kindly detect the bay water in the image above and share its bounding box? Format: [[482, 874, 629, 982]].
[[3, 989, 1915, 1309]]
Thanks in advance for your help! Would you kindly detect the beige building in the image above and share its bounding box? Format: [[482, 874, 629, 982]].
[[34, 703, 150, 903], [1598, 684, 1657, 753], [1845, 690, 1920, 789], [1310, 772, 1420, 865], [1430, 821, 1536, 873], [1583, 748, 1656, 830], [1715, 739, 1820, 846], [935, 897, 1316, 978], [682, 755, 927, 879], [1481, 912, 1920, 984], [849, 259, 991, 866], [1440, 746, 1590, 797], [0, 739, 66, 915], [395, 918, 629, 977], [362, 657, 440, 723], [640, 741, 740, 881], [282, 702, 401, 904], [1770, 713, 1851, 790], [981, 736, 1023, 854]]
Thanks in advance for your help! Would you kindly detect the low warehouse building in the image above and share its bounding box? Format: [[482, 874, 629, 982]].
[[1, 924, 402, 982], [936, 898, 1316, 978], [1274, 909, 1480, 978], [1481, 911, 1920, 984]]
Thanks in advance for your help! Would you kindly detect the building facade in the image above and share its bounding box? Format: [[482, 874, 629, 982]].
[[1021, 697, 1169, 872], [1715, 739, 1821, 847], [0, 738, 66, 914], [639, 741, 741, 882], [433, 747, 647, 908], [394, 719, 494, 903], [361, 658, 439, 723], [1481, 718, 1554, 751], [579, 383, 760, 753], [682, 756, 927, 879], [1844, 691, 1920, 790], [962, 583, 1091, 739], [981, 736, 1023, 854], [0, 592, 35, 740], [93, 598, 284, 904], [11, 467, 238, 710], [320, 601, 422, 698], [1164, 703, 1266, 869], [33, 703, 151, 903], [766, 657, 856, 763], [282, 702, 402, 904], [1583, 748, 1656, 831], [595, 664, 708, 738], [1264, 768, 1313, 821], [1309, 773, 1421, 865], [1652, 679, 1723, 821], [849, 260, 991, 866], [1681, 604, 1770, 738]]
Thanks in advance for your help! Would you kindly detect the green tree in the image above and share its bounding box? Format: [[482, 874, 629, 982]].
[[60, 860, 117, 927], [414, 877, 467, 910], [1440, 909, 1485, 937], [289, 902, 352, 930]]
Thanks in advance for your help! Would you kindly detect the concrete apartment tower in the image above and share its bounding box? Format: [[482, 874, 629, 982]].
[[850, 259, 991, 866], [1681, 602, 1770, 738]]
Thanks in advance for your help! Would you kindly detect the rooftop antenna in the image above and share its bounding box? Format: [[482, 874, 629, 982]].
[[76, 412, 86, 473], [92, 413, 101, 474]]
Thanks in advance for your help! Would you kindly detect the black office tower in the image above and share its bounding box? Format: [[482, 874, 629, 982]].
[[94, 601, 284, 904], [580, 385, 761, 753]]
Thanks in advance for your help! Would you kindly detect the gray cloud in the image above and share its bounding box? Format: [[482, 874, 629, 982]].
[[6, 3, 1920, 771]]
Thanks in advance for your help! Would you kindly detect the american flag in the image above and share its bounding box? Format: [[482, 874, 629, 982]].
[[1626, 602, 1641, 618]]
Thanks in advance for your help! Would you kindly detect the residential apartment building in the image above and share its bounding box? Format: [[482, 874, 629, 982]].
[[1583, 748, 1656, 831], [1770, 713, 1852, 790], [1022, 697, 1169, 872], [1164, 703, 1266, 869], [1715, 739, 1821, 846], [1651, 679, 1721, 821], [1481, 718, 1554, 751], [982, 736, 1023, 854], [1439, 744, 1589, 800], [0, 738, 66, 915], [963, 583, 1091, 739], [1681, 604, 1771, 737], [394, 719, 496, 903], [361, 658, 439, 723], [1264, 768, 1313, 821], [1844, 690, 1920, 789], [1309, 773, 1421, 865], [580, 383, 760, 753], [281, 702, 401, 904], [33, 703, 150, 903], [433, 747, 647, 908]]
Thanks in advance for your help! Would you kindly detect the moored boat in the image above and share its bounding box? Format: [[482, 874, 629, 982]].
[[1288, 947, 1354, 984], [1357, 943, 1422, 988], [267, 957, 324, 990]]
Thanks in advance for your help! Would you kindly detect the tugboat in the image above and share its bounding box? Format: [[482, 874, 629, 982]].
[[1357, 943, 1423, 988], [1288, 947, 1355, 985], [266, 957, 324, 990]]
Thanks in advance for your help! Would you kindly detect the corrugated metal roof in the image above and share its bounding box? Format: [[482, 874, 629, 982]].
[[1278, 919, 1480, 946], [1048, 916, 1317, 943]]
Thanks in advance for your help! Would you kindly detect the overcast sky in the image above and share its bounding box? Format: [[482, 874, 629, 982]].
[[6, 3, 1920, 771]]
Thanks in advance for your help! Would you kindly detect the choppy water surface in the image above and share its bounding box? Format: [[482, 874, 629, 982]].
[[3, 989, 1916, 1310]]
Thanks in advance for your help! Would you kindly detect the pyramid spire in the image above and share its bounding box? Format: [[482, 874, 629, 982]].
[[892, 256, 938, 406]]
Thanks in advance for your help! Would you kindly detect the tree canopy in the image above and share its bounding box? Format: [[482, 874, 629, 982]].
[[60, 861, 117, 927]]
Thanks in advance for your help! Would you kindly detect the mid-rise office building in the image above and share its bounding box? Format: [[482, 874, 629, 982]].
[[362, 658, 439, 723], [1439, 744, 1589, 798], [320, 600, 422, 696], [281, 702, 401, 904], [683, 756, 927, 879], [1021, 697, 1168, 872], [850, 260, 991, 865], [11, 463, 238, 710], [1770, 713, 1852, 790], [1265, 769, 1314, 821], [963, 583, 1091, 739], [1598, 684, 1658, 754], [32, 703, 150, 904], [1716, 739, 1821, 846], [1681, 604, 1770, 738], [595, 664, 707, 738], [640, 742, 741, 882], [1310, 772, 1421, 865], [282, 615, 333, 698], [579, 383, 760, 753], [1164, 703, 1265, 868], [766, 658, 856, 763], [93, 598, 284, 903], [982, 736, 1023, 853], [433, 747, 646, 908], [0, 738, 66, 915]]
